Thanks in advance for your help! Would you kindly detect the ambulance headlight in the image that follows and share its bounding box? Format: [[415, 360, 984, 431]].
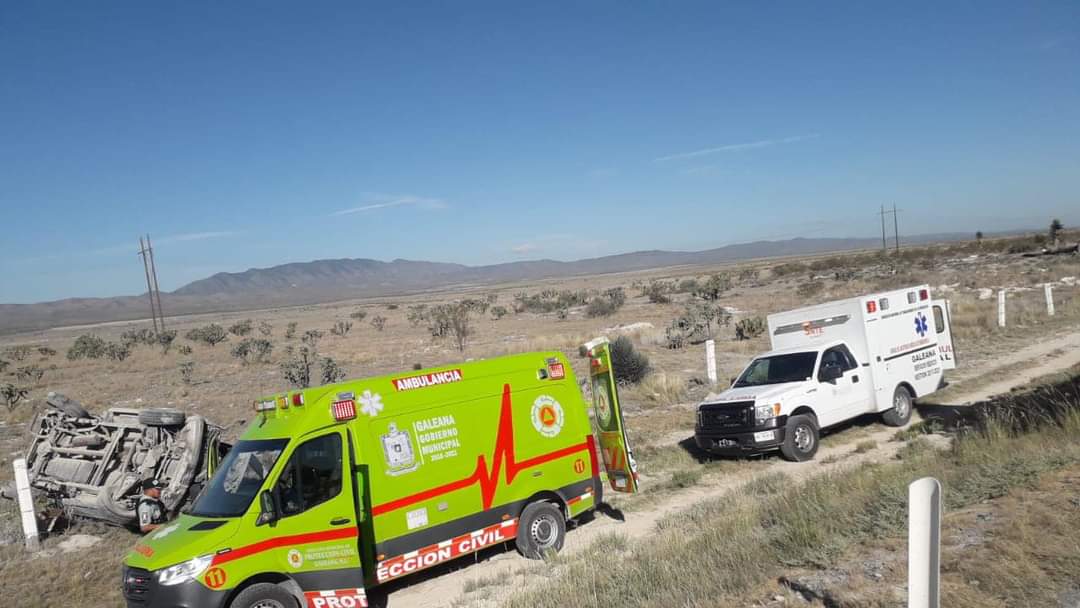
[[157, 555, 213, 586], [755, 403, 781, 426]]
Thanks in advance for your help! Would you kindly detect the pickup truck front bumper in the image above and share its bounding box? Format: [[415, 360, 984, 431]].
[[694, 416, 789, 456]]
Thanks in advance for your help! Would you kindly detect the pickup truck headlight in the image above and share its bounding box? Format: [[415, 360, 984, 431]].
[[157, 555, 213, 586], [755, 403, 781, 426]]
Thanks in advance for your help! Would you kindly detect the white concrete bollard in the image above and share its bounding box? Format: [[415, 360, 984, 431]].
[[13, 458, 40, 552], [1045, 283, 1055, 316], [997, 290, 1006, 328], [705, 339, 717, 384], [908, 477, 942, 608]]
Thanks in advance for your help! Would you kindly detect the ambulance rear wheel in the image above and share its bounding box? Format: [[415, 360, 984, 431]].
[[230, 583, 299, 608], [516, 501, 565, 559], [883, 386, 913, 427], [779, 415, 819, 462]]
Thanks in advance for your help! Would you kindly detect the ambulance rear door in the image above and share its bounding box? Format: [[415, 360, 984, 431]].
[[931, 299, 957, 370], [582, 339, 638, 494]]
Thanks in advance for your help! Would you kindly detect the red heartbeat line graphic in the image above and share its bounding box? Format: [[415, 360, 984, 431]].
[[372, 384, 595, 517]]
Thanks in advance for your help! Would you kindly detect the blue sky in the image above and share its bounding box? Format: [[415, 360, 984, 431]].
[[2, 2, 1078, 304]]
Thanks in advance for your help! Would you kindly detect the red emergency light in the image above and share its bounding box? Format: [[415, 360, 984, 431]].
[[331, 399, 356, 421], [866, 300, 877, 313], [291, 393, 304, 407], [919, 289, 929, 301]]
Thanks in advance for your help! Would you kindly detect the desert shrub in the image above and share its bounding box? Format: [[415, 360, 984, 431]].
[[5, 345, 31, 361], [179, 361, 195, 385], [666, 301, 731, 347], [177, 344, 193, 356], [796, 280, 824, 298], [15, 365, 44, 384], [67, 334, 107, 360], [0, 359, 8, 373], [228, 319, 254, 337], [2, 384, 29, 411], [330, 320, 353, 337], [284, 322, 298, 339], [490, 305, 509, 320], [772, 261, 808, 277], [692, 273, 731, 301], [120, 328, 157, 347], [157, 330, 177, 354], [586, 288, 627, 318], [349, 310, 368, 322], [610, 336, 650, 385], [513, 289, 591, 314], [258, 321, 273, 337], [370, 315, 387, 332], [556, 306, 569, 321], [677, 278, 699, 293], [186, 324, 229, 347], [302, 329, 324, 347], [735, 317, 767, 340], [321, 357, 347, 384], [643, 281, 672, 304], [104, 342, 131, 362], [428, 300, 485, 351], [231, 338, 274, 364], [36, 346, 57, 358], [386, 303, 399, 310], [406, 305, 428, 326], [738, 267, 760, 284], [665, 317, 691, 349], [281, 346, 317, 388]]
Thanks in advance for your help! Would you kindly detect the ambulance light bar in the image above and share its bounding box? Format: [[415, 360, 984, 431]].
[[331, 399, 357, 422], [254, 400, 276, 413], [291, 393, 304, 407]]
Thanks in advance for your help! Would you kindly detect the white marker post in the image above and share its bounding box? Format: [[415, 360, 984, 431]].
[[908, 477, 942, 608], [997, 290, 1006, 328], [13, 458, 40, 552], [1045, 283, 1055, 316], [705, 339, 718, 384]]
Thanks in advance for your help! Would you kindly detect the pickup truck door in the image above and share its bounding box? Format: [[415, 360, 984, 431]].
[[583, 340, 638, 494], [818, 345, 873, 422], [931, 299, 957, 370]]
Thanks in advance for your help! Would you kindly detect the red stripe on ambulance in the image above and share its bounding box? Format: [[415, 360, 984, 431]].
[[210, 527, 358, 566], [304, 588, 367, 608], [375, 520, 518, 583]]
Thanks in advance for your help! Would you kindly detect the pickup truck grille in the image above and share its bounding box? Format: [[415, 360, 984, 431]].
[[122, 566, 151, 603], [698, 401, 754, 429]]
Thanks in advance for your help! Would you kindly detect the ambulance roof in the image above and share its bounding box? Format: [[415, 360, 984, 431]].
[[754, 340, 845, 359]]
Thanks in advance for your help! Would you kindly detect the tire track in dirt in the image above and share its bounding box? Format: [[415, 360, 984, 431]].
[[378, 329, 1080, 608]]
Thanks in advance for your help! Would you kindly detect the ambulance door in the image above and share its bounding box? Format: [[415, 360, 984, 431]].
[[931, 300, 957, 370], [260, 428, 367, 604], [583, 340, 639, 494]]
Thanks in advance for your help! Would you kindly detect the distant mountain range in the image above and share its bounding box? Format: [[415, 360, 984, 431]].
[[1, 233, 979, 335]]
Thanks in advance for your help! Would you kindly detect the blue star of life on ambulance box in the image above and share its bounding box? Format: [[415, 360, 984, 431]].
[[915, 312, 929, 337]]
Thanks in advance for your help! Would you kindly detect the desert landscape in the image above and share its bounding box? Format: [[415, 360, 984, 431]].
[[2, 231, 1079, 607]]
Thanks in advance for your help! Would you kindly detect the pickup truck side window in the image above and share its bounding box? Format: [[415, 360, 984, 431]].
[[276, 433, 343, 517], [819, 345, 858, 380]]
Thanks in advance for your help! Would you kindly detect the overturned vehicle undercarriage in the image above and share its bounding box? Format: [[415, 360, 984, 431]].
[[7, 392, 229, 527]]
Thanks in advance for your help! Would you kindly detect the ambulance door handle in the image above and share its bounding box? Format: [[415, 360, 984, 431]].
[[852, 375, 859, 383], [330, 517, 351, 526]]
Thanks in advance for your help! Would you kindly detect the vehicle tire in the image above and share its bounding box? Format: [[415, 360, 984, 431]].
[[882, 386, 913, 427], [779, 414, 819, 462], [46, 392, 90, 418], [138, 408, 186, 427], [230, 583, 299, 608], [516, 501, 566, 559]]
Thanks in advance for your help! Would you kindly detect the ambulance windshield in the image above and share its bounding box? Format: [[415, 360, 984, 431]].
[[189, 438, 288, 518], [734, 352, 818, 387]]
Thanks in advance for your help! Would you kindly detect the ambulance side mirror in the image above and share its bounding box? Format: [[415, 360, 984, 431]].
[[257, 490, 278, 526], [820, 363, 842, 383]]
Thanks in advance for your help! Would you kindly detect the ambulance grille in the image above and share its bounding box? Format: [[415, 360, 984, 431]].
[[699, 402, 754, 429], [122, 566, 151, 603]]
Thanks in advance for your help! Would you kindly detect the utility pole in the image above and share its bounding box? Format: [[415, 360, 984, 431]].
[[880, 205, 888, 252], [893, 203, 901, 254], [138, 236, 160, 334], [146, 234, 166, 331]]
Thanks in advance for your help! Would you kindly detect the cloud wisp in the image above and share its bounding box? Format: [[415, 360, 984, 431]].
[[330, 195, 447, 217], [654, 133, 820, 162]]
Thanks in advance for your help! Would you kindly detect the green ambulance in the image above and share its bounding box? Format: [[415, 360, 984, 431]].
[[122, 338, 637, 608]]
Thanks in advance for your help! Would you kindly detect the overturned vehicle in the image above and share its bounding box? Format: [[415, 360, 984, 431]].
[[9, 392, 229, 527]]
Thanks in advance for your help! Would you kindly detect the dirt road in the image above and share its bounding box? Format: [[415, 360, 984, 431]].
[[377, 329, 1080, 608]]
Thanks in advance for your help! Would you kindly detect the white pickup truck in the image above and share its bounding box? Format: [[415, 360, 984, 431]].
[[694, 285, 956, 461]]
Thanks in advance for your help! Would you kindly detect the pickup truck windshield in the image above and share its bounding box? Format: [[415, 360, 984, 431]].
[[189, 438, 288, 518], [734, 352, 818, 387]]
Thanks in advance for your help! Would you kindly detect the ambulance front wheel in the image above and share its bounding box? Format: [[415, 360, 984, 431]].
[[230, 582, 299, 608], [516, 501, 566, 559]]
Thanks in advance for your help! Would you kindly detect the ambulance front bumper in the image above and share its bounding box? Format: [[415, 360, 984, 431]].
[[694, 416, 789, 455], [122, 565, 228, 608]]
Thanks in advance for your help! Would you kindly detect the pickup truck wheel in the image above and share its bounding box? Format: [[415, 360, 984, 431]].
[[882, 386, 913, 427], [230, 583, 299, 608], [516, 501, 566, 559], [779, 415, 819, 462], [138, 408, 186, 427]]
